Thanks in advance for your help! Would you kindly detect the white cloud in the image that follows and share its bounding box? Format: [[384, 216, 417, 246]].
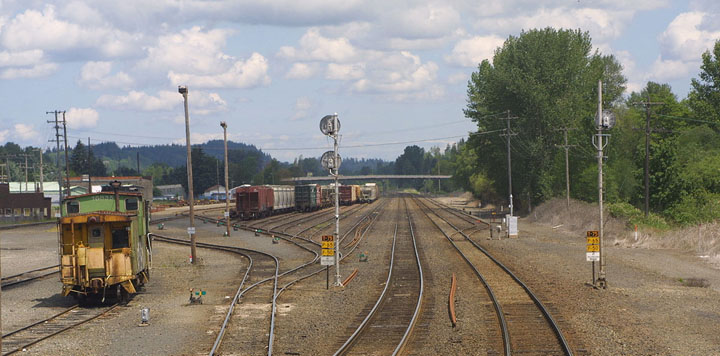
[[66, 107, 100, 128], [648, 56, 696, 82], [352, 52, 440, 94], [168, 52, 270, 89], [326, 63, 364, 80], [445, 35, 505, 67], [381, 3, 461, 40], [0, 129, 9, 142], [447, 72, 469, 85], [291, 97, 313, 120], [140, 26, 270, 89], [78, 61, 134, 90], [278, 28, 359, 63], [285, 63, 316, 79], [0, 49, 44, 68], [658, 12, 720, 62], [0, 5, 141, 58], [13, 123, 37, 140], [96, 90, 226, 115], [476, 7, 633, 43], [96, 90, 180, 111], [0, 63, 58, 79]]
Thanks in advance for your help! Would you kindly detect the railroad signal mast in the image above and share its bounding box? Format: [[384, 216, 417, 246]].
[[592, 80, 615, 289], [320, 113, 342, 287]]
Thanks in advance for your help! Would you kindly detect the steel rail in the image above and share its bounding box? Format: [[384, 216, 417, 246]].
[[1, 265, 59, 288], [411, 196, 511, 356], [417, 196, 574, 356], [149, 234, 279, 356], [1, 303, 118, 355], [333, 196, 423, 356], [393, 196, 424, 355], [333, 223, 399, 355]]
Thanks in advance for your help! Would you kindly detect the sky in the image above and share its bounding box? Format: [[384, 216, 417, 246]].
[[1, 0, 719, 162]]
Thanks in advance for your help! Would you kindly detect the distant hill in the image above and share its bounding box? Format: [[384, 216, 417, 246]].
[[92, 140, 270, 168]]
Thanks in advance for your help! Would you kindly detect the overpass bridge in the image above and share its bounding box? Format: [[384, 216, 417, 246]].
[[283, 175, 452, 183]]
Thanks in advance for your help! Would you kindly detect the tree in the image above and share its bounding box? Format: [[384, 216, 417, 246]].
[[688, 40, 720, 124], [464, 27, 626, 209]]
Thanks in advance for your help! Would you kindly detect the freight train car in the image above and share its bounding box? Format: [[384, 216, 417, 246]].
[[267, 185, 295, 214], [339, 185, 357, 205], [234, 185, 274, 219], [361, 183, 379, 203], [321, 185, 334, 207], [58, 183, 151, 303], [295, 184, 322, 212]]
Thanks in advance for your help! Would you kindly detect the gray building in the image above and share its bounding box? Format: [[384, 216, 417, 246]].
[[156, 184, 186, 200]]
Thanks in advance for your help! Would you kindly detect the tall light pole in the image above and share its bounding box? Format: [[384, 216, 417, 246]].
[[221, 121, 231, 237], [179, 85, 197, 264], [592, 80, 614, 289]]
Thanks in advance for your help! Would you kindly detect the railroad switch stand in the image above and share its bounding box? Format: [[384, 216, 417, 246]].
[[157, 223, 164, 230], [359, 252, 368, 262], [272, 235, 280, 244], [189, 288, 205, 304]]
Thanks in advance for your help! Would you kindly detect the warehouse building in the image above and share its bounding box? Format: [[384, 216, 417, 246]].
[[0, 183, 52, 222]]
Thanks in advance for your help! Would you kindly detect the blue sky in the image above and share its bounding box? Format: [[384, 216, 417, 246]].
[[1, 0, 718, 162]]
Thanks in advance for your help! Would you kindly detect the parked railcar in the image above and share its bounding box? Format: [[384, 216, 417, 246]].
[[59, 184, 151, 303], [267, 185, 295, 214], [235, 185, 274, 219], [339, 185, 357, 205], [295, 184, 320, 212], [321, 185, 334, 207], [361, 183, 379, 203], [353, 185, 363, 203]]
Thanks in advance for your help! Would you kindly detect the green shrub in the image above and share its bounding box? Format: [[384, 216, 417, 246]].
[[607, 202, 670, 230]]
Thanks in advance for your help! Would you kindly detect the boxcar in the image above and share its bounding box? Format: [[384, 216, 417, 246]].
[[267, 185, 295, 214], [59, 186, 151, 303], [321, 185, 334, 207], [339, 185, 356, 205], [295, 184, 320, 212], [361, 183, 379, 203], [235, 185, 274, 219]]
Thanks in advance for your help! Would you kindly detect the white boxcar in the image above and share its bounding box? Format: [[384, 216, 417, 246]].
[[361, 183, 379, 203], [267, 185, 295, 212]]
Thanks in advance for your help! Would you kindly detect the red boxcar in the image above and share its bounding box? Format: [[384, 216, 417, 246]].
[[339, 185, 354, 205], [234, 185, 274, 219]]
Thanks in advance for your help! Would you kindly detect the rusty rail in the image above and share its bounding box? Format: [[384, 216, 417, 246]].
[[342, 268, 359, 287], [449, 273, 457, 327]]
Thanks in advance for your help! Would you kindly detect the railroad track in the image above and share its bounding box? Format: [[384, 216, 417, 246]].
[[148, 234, 280, 356], [1, 303, 119, 355], [412, 196, 573, 356], [1, 265, 59, 288], [334, 196, 423, 355], [196, 199, 387, 354]]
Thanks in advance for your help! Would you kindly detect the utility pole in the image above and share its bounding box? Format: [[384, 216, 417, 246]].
[[499, 110, 517, 215], [47, 111, 65, 205], [221, 121, 230, 237], [555, 127, 577, 209], [332, 113, 341, 286], [24, 154, 28, 192], [62, 112, 70, 197], [37, 149, 44, 193], [179, 86, 197, 264], [635, 95, 664, 218]]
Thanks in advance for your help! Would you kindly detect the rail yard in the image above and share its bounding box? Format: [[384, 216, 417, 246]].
[[1, 192, 719, 355]]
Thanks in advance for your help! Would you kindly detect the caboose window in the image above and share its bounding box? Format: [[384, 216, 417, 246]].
[[66, 201, 79, 214], [111, 228, 130, 249], [125, 198, 138, 211]]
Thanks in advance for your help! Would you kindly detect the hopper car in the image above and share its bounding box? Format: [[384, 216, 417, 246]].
[[58, 183, 151, 303]]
